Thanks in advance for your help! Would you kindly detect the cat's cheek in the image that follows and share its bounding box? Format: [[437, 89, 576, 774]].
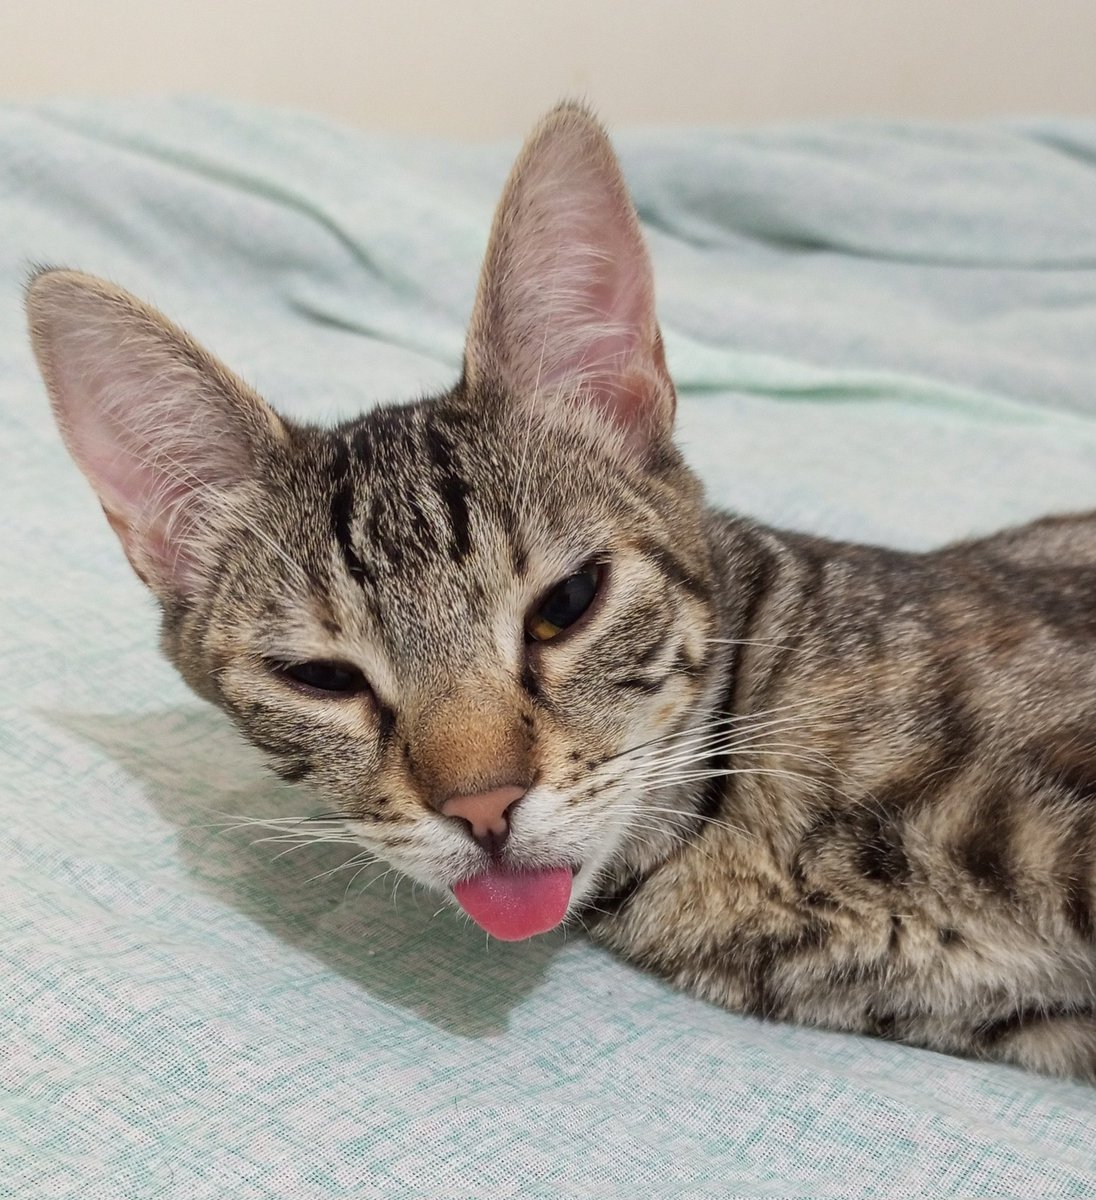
[[515, 787, 630, 890], [357, 830, 479, 896]]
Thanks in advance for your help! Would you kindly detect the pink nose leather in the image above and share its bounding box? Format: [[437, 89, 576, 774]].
[[440, 785, 524, 840]]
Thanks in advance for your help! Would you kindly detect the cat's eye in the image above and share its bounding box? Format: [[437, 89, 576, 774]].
[[271, 659, 370, 697], [526, 562, 604, 643]]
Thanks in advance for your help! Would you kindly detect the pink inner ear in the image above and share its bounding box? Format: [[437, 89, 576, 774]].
[[542, 265, 673, 449], [29, 275, 263, 600], [522, 226, 671, 450], [466, 107, 675, 451], [538, 269, 644, 382], [84, 433, 211, 593]]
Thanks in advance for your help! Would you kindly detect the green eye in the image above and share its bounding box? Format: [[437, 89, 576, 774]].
[[527, 563, 603, 643]]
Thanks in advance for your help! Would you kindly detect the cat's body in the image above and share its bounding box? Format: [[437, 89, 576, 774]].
[[27, 105, 1095, 1081], [588, 509, 1096, 1079]]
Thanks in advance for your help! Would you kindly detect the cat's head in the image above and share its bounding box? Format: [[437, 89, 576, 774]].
[[27, 104, 722, 938]]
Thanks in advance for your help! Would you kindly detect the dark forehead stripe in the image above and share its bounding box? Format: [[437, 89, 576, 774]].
[[423, 414, 474, 562], [357, 410, 409, 572], [328, 404, 483, 587], [272, 760, 313, 783], [336, 408, 429, 576], [330, 436, 374, 590]]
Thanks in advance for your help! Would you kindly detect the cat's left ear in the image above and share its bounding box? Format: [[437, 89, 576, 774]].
[[463, 103, 674, 456]]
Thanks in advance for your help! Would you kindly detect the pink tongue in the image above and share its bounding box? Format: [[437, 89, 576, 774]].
[[453, 866, 573, 941]]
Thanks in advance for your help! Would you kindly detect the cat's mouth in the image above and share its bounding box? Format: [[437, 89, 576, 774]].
[[452, 863, 578, 941]]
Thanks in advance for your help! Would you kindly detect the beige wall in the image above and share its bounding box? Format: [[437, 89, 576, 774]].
[[2, 0, 1095, 137]]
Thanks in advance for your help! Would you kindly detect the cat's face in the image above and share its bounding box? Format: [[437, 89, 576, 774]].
[[27, 104, 720, 936], [191, 391, 714, 920]]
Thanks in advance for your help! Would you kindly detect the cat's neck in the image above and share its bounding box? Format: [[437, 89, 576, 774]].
[[581, 512, 866, 914], [577, 514, 789, 917]]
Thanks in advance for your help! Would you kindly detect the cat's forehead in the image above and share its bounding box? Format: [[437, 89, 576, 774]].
[[289, 397, 618, 662], [323, 400, 520, 585], [317, 397, 618, 558]]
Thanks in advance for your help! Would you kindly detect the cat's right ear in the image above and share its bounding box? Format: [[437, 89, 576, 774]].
[[26, 269, 287, 602], [463, 103, 675, 458]]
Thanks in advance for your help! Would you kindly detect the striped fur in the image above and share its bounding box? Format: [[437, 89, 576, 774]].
[[27, 105, 1095, 1081]]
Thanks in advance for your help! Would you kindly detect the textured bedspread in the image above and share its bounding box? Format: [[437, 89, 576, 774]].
[[3, 97, 1096, 1198]]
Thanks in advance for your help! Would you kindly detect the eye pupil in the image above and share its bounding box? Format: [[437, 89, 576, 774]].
[[527, 564, 602, 642], [276, 660, 367, 696]]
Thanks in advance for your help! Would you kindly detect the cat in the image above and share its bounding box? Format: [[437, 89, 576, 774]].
[[26, 103, 1096, 1082]]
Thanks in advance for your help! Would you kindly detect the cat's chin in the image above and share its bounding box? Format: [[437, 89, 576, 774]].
[[452, 863, 576, 941]]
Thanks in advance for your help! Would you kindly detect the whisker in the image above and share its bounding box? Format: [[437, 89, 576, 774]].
[[207, 811, 353, 833], [305, 849, 377, 885], [619, 744, 835, 792], [618, 813, 728, 862], [595, 721, 832, 784], [348, 863, 400, 899], [598, 720, 804, 776], [636, 803, 756, 844], [616, 730, 832, 776], [614, 790, 756, 856], [599, 694, 843, 767], [269, 835, 361, 861], [704, 635, 803, 653], [642, 765, 820, 790]]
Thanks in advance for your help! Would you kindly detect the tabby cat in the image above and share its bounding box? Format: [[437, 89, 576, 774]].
[[27, 104, 1095, 1081]]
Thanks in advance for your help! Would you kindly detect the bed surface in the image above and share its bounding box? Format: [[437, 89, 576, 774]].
[[3, 97, 1096, 1198]]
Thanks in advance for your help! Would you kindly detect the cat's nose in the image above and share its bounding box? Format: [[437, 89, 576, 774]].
[[439, 785, 524, 854]]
